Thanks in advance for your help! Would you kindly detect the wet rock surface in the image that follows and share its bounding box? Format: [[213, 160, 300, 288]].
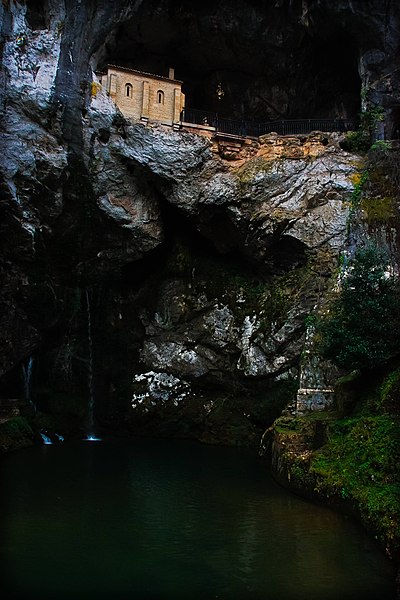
[[0, 0, 397, 444]]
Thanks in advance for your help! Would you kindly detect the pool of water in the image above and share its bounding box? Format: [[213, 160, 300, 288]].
[[0, 437, 396, 599]]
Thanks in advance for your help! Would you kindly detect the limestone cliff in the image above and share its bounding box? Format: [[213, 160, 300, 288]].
[[0, 0, 398, 444]]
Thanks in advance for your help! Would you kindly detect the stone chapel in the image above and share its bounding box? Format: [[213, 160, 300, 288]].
[[99, 65, 186, 127]]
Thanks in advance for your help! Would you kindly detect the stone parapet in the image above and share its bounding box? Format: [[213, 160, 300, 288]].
[[296, 387, 335, 413]]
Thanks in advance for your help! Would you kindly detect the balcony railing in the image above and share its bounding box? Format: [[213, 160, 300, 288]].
[[180, 108, 356, 138]]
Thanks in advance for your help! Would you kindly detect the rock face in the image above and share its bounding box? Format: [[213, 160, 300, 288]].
[[0, 0, 396, 443], [95, 0, 400, 135]]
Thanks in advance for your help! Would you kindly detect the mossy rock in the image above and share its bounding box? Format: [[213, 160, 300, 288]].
[[378, 368, 400, 414], [310, 414, 400, 555], [235, 156, 274, 185], [360, 196, 396, 223], [0, 417, 35, 453]]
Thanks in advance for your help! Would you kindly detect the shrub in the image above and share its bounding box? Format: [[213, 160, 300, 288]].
[[342, 107, 385, 153], [317, 244, 400, 371]]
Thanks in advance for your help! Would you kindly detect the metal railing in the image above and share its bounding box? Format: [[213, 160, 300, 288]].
[[180, 108, 356, 138]]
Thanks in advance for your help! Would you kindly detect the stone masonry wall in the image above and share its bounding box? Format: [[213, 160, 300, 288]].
[[102, 67, 185, 125]]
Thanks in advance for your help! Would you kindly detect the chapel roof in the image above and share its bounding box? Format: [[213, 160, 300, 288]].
[[105, 64, 183, 84]]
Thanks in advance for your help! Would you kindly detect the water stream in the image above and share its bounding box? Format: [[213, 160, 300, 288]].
[[85, 289, 94, 435], [0, 438, 395, 600], [84, 290, 101, 442], [22, 356, 35, 413], [39, 432, 52, 445]]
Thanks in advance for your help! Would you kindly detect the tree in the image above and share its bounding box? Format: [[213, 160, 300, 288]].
[[318, 245, 400, 370]]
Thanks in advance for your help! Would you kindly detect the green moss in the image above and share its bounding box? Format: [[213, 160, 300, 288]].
[[289, 461, 309, 479], [165, 232, 334, 342], [360, 196, 395, 223], [0, 416, 33, 436], [190, 251, 266, 322], [272, 407, 400, 554], [378, 368, 400, 414], [343, 130, 370, 154], [274, 425, 298, 435], [310, 415, 400, 551], [347, 146, 400, 231], [0, 417, 34, 453], [341, 107, 385, 153], [259, 256, 330, 335], [235, 156, 274, 185]]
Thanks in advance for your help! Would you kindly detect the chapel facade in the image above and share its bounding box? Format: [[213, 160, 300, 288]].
[[99, 65, 185, 126]]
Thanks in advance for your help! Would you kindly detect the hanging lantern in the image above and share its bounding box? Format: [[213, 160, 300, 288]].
[[216, 82, 225, 100]]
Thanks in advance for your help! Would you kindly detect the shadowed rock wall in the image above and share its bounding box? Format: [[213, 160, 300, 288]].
[[0, 0, 398, 443]]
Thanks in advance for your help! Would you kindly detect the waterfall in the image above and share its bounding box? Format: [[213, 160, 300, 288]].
[[40, 432, 64, 444], [84, 290, 101, 442], [22, 356, 35, 413], [86, 290, 94, 433]]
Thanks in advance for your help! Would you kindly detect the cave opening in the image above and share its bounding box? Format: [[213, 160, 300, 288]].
[[119, 195, 307, 299], [120, 200, 265, 290], [25, 0, 48, 30], [92, 0, 361, 122]]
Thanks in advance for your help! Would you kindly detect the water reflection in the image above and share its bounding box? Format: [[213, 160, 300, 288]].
[[0, 438, 395, 600]]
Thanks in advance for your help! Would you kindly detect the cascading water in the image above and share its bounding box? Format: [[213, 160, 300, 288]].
[[40, 432, 52, 445], [84, 290, 101, 442], [39, 432, 64, 445], [22, 356, 35, 413]]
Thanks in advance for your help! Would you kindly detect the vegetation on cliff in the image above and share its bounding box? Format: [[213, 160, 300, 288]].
[[311, 412, 400, 555], [273, 360, 400, 557], [0, 416, 35, 453], [271, 142, 400, 562], [317, 244, 400, 370]]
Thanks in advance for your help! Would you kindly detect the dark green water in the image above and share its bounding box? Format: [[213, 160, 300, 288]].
[[0, 438, 396, 600]]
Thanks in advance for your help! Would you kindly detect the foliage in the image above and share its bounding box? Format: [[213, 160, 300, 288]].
[[360, 196, 396, 224], [350, 169, 369, 207], [370, 140, 391, 153], [311, 415, 400, 549], [367, 143, 400, 200], [378, 368, 400, 414], [317, 244, 400, 371], [0, 416, 33, 436], [0, 417, 34, 453], [347, 143, 400, 228], [343, 106, 385, 153]]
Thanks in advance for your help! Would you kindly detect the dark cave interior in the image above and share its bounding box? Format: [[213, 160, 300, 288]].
[[24, 0, 364, 121], [92, 1, 361, 121]]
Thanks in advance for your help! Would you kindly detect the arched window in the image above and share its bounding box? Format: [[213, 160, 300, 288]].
[[157, 90, 165, 104], [125, 83, 133, 98]]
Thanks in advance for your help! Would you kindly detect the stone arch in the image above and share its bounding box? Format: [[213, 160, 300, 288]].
[[157, 90, 165, 104]]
